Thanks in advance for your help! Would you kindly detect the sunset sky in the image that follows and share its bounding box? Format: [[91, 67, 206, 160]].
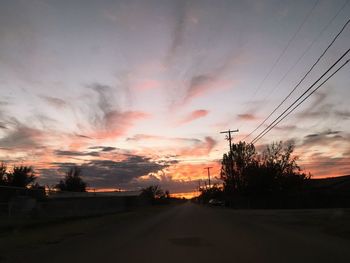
[[0, 0, 349, 194]]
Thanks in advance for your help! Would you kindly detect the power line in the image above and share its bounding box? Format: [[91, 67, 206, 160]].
[[251, 50, 349, 143], [237, 0, 321, 129], [245, 17, 350, 141], [253, 0, 350, 126], [251, 56, 349, 144]]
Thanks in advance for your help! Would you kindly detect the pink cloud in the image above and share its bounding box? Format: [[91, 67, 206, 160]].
[[178, 109, 209, 125], [180, 76, 233, 106], [92, 110, 150, 139], [134, 79, 160, 91]]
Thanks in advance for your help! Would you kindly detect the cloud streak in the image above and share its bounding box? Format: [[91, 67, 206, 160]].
[[0, 124, 44, 149], [178, 109, 209, 124], [86, 83, 149, 139], [39, 95, 68, 108], [237, 113, 257, 121], [164, 0, 188, 66]]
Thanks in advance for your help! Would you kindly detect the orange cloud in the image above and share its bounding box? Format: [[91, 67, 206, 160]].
[[167, 161, 221, 181]]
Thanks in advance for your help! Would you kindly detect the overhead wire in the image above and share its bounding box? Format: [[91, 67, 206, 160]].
[[237, 0, 321, 129], [244, 16, 350, 140], [250, 0, 350, 130], [251, 54, 350, 144]]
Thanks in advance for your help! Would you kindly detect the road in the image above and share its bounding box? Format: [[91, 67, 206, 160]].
[[3, 202, 350, 263]]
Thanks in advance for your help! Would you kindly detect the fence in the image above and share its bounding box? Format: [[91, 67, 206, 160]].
[[0, 185, 143, 219]]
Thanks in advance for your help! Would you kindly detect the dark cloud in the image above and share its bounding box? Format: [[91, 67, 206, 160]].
[[296, 92, 346, 120], [298, 103, 333, 119], [334, 110, 350, 119], [0, 122, 7, 129], [39, 95, 67, 108], [296, 91, 328, 119], [54, 150, 100, 157], [301, 130, 346, 147], [237, 113, 257, 121], [90, 83, 115, 115], [0, 101, 11, 106], [88, 146, 118, 152], [46, 155, 169, 188], [75, 133, 93, 139], [273, 125, 297, 131], [0, 124, 43, 148]]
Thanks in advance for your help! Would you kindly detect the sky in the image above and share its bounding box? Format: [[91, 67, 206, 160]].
[[0, 0, 349, 195]]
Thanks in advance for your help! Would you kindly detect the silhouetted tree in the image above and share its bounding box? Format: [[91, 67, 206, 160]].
[[257, 142, 310, 194], [7, 165, 36, 187], [0, 163, 7, 186], [220, 141, 257, 194], [221, 141, 310, 197], [198, 185, 223, 204], [140, 185, 164, 201], [0, 164, 43, 201], [56, 167, 87, 192]]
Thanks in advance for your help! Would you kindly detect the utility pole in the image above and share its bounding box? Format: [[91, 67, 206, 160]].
[[220, 129, 239, 152], [204, 167, 213, 188], [220, 129, 239, 189]]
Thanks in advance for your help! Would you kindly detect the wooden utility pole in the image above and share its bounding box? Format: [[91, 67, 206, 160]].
[[220, 129, 239, 152], [220, 129, 239, 184], [204, 167, 213, 188]]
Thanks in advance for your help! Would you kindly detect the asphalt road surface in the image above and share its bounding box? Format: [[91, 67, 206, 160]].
[[4, 202, 350, 263]]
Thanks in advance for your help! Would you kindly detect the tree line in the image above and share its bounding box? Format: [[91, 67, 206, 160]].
[[0, 164, 86, 191], [0, 164, 87, 201], [0, 163, 171, 203], [198, 141, 311, 207]]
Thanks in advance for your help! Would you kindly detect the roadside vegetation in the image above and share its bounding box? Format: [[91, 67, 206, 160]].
[[0, 164, 45, 201], [139, 185, 178, 205], [0, 164, 87, 202], [198, 141, 312, 208], [56, 167, 87, 192]]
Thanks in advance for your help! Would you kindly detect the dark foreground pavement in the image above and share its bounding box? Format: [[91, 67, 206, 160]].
[[2, 202, 350, 263]]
